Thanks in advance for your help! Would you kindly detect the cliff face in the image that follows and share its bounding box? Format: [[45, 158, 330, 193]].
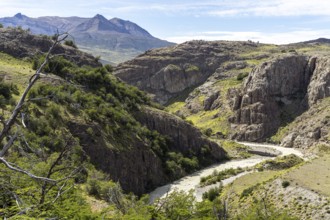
[[230, 55, 330, 143], [69, 122, 166, 195], [135, 107, 226, 160], [114, 40, 260, 104], [69, 107, 226, 195]]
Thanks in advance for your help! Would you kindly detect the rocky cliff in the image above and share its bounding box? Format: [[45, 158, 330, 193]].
[[68, 122, 167, 195], [135, 107, 226, 160], [69, 107, 226, 195], [230, 55, 330, 143], [115, 40, 260, 104]]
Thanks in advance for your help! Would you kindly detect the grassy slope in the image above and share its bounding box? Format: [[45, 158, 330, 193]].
[[0, 52, 33, 90], [284, 155, 330, 196]]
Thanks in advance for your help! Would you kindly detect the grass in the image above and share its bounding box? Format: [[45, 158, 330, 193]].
[[284, 155, 330, 196], [222, 171, 280, 196], [165, 101, 185, 114], [0, 52, 35, 103], [217, 140, 251, 159], [186, 109, 231, 136]]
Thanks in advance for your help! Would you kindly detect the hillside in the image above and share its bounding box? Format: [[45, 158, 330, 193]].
[[1, 25, 330, 219], [112, 39, 330, 219], [0, 13, 175, 64], [0, 28, 225, 218], [115, 40, 330, 148]]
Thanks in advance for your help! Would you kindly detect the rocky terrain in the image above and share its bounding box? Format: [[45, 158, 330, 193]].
[[0, 27, 225, 196], [230, 55, 330, 142], [115, 40, 261, 104], [0, 13, 174, 64], [115, 39, 330, 150]]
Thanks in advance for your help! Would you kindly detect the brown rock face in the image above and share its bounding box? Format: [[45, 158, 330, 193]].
[[307, 57, 330, 105], [114, 40, 259, 104], [230, 55, 315, 141], [230, 54, 330, 142], [69, 122, 166, 195], [69, 107, 226, 195], [135, 107, 226, 161]]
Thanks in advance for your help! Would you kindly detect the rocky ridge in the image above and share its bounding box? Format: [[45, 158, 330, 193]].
[[230, 55, 330, 144], [115, 40, 261, 104], [115, 39, 330, 149]]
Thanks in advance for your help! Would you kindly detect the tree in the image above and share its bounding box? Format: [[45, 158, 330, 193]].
[[0, 32, 82, 216]]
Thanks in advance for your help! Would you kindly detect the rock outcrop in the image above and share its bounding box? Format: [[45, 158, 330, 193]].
[[69, 122, 166, 195], [69, 107, 226, 195], [114, 40, 260, 104], [135, 107, 226, 160], [307, 57, 330, 105], [230, 54, 330, 143]]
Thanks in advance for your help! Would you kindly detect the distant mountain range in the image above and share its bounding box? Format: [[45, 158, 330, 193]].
[[0, 13, 175, 64]]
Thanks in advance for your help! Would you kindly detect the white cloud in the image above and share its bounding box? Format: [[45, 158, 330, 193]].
[[208, 0, 330, 17], [166, 29, 330, 44]]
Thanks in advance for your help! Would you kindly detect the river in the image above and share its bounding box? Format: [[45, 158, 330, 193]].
[[149, 142, 304, 203]]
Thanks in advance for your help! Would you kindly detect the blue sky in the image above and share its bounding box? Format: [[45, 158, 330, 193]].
[[1, 0, 330, 44]]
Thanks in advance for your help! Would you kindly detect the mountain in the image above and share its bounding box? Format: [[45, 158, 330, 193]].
[[1, 26, 330, 219], [0, 27, 226, 216], [114, 39, 330, 149], [0, 13, 175, 64]]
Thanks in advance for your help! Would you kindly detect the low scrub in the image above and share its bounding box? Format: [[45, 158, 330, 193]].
[[200, 167, 244, 186], [255, 154, 303, 171]]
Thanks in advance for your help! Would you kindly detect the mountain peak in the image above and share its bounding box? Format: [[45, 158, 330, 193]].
[[14, 13, 26, 19], [93, 14, 107, 21]]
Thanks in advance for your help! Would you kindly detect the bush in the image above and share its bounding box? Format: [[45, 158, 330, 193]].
[[237, 72, 249, 81], [282, 180, 290, 188], [64, 40, 77, 48], [0, 23, 3, 28], [202, 185, 222, 201]]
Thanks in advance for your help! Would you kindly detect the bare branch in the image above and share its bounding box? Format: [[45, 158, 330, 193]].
[[0, 157, 56, 183], [52, 181, 74, 204], [0, 132, 18, 157]]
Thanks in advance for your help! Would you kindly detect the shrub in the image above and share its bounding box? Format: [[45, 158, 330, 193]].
[[202, 185, 222, 201], [237, 72, 249, 81], [64, 40, 77, 48], [282, 180, 290, 188], [0, 23, 3, 28]]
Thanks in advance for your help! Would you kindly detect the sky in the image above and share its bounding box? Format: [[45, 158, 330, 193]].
[[1, 0, 330, 44]]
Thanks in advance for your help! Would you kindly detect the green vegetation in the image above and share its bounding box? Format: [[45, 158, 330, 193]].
[[255, 154, 304, 171], [165, 152, 199, 178], [0, 23, 3, 28], [221, 171, 279, 197], [284, 155, 330, 196], [0, 52, 177, 218], [200, 167, 244, 186], [282, 180, 290, 188], [202, 186, 223, 201], [219, 140, 251, 159], [64, 40, 78, 48], [236, 72, 249, 81]]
